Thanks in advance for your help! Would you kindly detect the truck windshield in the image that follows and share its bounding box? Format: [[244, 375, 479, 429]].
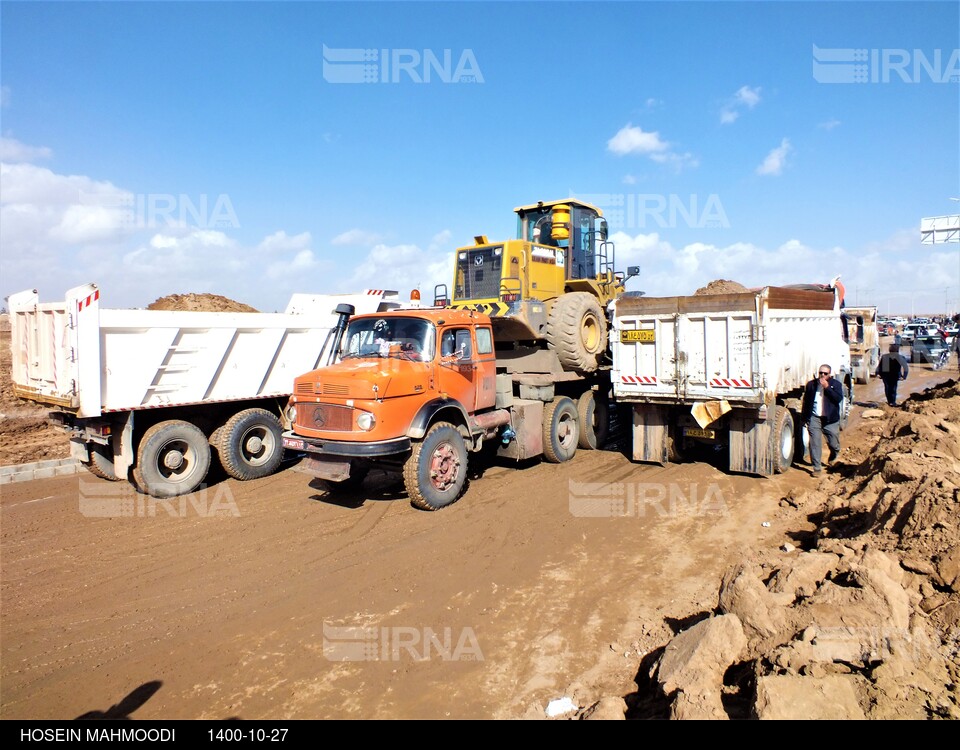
[[341, 317, 436, 361]]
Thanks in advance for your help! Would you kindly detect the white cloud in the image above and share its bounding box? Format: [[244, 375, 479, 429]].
[[607, 124, 669, 156], [622, 174, 637, 185], [331, 228, 383, 246], [607, 124, 697, 172], [645, 98, 662, 109], [818, 118, 841, 130], [267, 249, 320, 279], [347, 241, 451, 297], [720, 85, 762, 125], [735, 85, 761, 108], [0, 137, 53, 162], [258, 230, 312, 254], [756, 138, 792, 176]]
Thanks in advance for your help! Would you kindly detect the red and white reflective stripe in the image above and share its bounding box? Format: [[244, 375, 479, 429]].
[[621, 375, 658, 385], [77, 290, 100, 312], [365, 289, 384, 295], [710, 378, 752, 388]]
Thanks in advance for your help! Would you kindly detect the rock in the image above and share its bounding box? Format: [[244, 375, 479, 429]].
[[544, 697, 577, 718], [935, 546, 960, 592], [583, 696, 626, 721], [670, 689, 727, 721], [718, 563, 783, 642], [769, 552, 840, 600], [861, 408, 886, 419], [781, 543, 796, 553], [656, 614, 746, 698], [755, 675, 866, 719]]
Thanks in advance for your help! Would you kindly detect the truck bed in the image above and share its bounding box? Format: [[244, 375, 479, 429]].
[[612, 286, 843, 406]]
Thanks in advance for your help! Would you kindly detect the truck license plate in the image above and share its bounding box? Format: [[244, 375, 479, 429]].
[[620, 329, 656, 343], [683, 427, 716, 439], [283, 437, 305, 450]]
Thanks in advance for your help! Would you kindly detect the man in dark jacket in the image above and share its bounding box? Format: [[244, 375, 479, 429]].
[[801, 364, 844, 474], [876, 344, 909, 407]]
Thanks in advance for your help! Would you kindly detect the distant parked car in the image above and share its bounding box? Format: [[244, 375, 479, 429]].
[[912, 335, 949, 364]]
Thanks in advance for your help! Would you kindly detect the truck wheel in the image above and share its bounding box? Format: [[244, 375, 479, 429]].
[[133, 420, 211, 498], [543, 397, 579, 463], [403, 422, 468, 511], [83, 442, 122, 481], [577, 390, 609, 450], [771, 406, 795, 474], [545, 293, 607, 374], [217, 408, 284, 481]]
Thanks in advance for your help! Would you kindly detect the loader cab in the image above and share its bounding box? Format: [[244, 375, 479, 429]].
[[514, 200, 608, 282]]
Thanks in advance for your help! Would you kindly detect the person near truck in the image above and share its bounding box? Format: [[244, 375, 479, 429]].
[[801, 364, 843, 475], [875, 344, 909, 407]]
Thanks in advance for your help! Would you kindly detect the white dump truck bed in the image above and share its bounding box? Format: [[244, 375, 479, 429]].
[[612, 286, 850, 405], [9, 283, 400, 418]]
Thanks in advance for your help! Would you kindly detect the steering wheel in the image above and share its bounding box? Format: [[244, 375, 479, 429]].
[[400, 341, 423, 360]]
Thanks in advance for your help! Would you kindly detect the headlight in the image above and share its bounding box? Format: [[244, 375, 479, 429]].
[[286, 404, 297, 424], [356, 412, 376, 431]]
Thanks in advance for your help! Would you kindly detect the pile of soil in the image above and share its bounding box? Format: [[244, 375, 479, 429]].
[[603, 381, 960, 720], [147, 293, 258, 313], [694, 280, 749, 296]]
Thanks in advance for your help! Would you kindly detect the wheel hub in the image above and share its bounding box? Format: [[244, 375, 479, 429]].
[[428, 442, 460, 491], [245, 435, 264, 454], [163, 450, 185, 470]]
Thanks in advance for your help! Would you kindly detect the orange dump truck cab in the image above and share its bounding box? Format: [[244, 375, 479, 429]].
[[283, 307, 608, 510]]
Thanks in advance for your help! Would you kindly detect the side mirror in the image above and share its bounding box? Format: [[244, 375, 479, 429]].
[[598, 218, 609, 242], [626, 266, 640, 279]]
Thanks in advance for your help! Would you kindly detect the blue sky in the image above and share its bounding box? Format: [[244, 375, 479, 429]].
[[1, 0, 958, 315]]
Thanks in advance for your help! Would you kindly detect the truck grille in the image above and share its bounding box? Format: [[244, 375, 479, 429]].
[[296, 382, 316, 395], [298, 403, 354, 431], [323, 383, 350, 395]]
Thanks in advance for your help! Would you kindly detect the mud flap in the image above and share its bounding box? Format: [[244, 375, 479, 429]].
[[302, 456, 352, 481], [632, 404, 669, 465], [728, 410, 775, 476]]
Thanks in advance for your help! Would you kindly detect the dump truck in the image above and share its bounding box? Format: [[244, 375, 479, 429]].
[[843, 305, 880, 384], [8, 283, 400, 497], [282, 306, 612, 510], [611, 284, 852, 476]]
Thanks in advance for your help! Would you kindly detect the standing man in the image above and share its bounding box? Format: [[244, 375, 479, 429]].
[[875, 344, 909, 407], [801, 364, 844, 475]]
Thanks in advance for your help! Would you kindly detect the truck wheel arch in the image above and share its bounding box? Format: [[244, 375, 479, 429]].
[[407, 398, 471, 440]]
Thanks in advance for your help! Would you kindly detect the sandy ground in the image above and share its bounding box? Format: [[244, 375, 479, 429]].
[[0, 358, 955, 719]]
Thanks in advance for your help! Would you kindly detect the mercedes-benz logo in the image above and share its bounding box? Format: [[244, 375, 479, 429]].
[[312, 407, 326, 427]]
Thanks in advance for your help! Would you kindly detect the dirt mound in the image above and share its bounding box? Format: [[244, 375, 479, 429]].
[[694, 280, 749, 296], [608, 381, 960, 720], [147, 293, 258, 313]]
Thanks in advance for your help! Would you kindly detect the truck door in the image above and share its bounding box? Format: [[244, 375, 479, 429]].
[[438, 327, 479, 413]]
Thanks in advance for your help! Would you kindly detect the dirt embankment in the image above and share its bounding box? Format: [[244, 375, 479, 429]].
[[694, 280, 749, 296], [593, 380, 960, 720]]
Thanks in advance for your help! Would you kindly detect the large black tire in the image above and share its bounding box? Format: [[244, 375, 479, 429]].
[[82, 442, 123, 481], [403, 422, 468, 511], [771, 406, 795, 474], [576, 389, 609, 450], [542, 397, 579, 463], [216, 408, 284, 481], [545, 293, 607, 374], [133, 420, 211, 498]]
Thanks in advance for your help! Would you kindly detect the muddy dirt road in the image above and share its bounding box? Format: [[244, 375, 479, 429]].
[[1, 365, 954, 720]]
